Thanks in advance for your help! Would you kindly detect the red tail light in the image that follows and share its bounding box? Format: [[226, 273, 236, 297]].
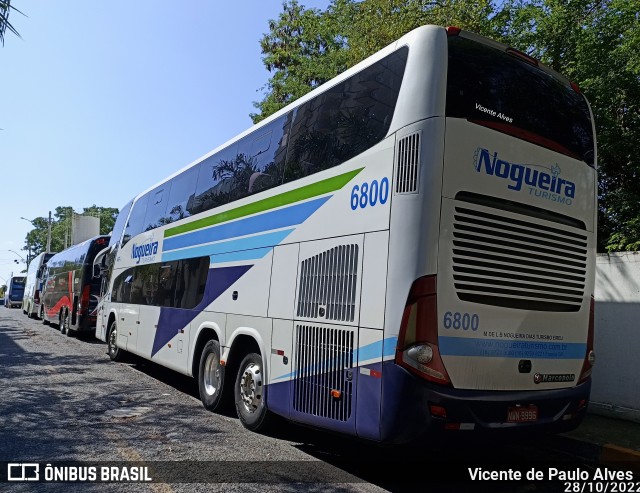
[[80, 285, 91, 315], [446, 26, 461, 37], [34, 290, 40, 304], [395, 275, 451, 386], [578, 295, 595, 384]]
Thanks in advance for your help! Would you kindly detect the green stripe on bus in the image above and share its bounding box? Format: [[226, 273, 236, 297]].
[[164, 168, 363, 238]]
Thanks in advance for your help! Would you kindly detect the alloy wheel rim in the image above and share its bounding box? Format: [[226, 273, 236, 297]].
[[239, 362, 262, 413]]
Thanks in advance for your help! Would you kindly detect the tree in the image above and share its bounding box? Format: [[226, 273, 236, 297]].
[[23, 205, 119, 256], [257, 0, 640, 251], [502, 0, 640, 251], [253, 0, 501, 123], [0, 0, 23, 46]]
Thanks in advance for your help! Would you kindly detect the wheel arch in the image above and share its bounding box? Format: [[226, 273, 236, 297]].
[[224, 328, 268, 384], [190, 322, 224, 378]]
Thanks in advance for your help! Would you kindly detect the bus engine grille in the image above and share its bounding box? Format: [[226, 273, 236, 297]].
[[451, 199, 588, 312], [296, 244, 359, 322], [293, 324, 354, 422]]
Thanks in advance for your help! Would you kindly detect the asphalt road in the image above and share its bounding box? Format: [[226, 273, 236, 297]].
[[0, 307, 615, 493]]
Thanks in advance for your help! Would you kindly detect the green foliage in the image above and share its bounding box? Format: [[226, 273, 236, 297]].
[[502, 0, 640, 251], [253, 0, 501, 122], [23, 205, 119, 256], [257, 0, 640, 251]]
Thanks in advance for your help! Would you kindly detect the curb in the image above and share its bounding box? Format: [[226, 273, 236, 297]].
[[599, 444, 640, 473]]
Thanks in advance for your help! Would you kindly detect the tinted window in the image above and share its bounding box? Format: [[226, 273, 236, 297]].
[[143, 185, 172, 231], [166, 165, 199, 224], [109, 199, 133, 247], [284, 47, 408, 183], [111, 257, 208, 309], [189, 144, 238, 215], [446, 36, 595, 166], [112, 270, 134, 303], [235, 114, 290, 197], [123, 193, 150, 246], [174, 257, 209, 309]]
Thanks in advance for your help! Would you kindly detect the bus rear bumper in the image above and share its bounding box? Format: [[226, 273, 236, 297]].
[[380, 362, 591, 444]]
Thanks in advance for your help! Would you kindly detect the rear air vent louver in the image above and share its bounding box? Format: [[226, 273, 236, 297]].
[[293, 324, 354, 421], [451, 197, 588, 312], [395, 132, 420, 193], [296, 244, 359, 322]]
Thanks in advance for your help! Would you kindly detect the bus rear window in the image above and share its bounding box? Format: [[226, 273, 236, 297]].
[[446, 36, 595, 167]]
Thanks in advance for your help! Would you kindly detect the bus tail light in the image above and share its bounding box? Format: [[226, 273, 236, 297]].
[[578, 295, 595, 384], [446, 26, 461, 36], [80, 285, 91, 315], [395, 275, 452, 386], [34, 289, 40, 304]]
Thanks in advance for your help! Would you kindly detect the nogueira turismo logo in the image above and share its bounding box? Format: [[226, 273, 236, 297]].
[[473, 148, 576, 206]]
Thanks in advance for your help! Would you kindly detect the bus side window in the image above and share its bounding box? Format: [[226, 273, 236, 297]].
[[166, 165, 199, 223], [242, 114, 290, 195], [190, 144, 238, 216], [283, 47, 407, 183], [123, 193, 150, 246], [143, 184, 172, 232]]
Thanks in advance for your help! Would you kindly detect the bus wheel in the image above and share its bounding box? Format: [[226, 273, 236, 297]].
[[107, 321, 123, 362], [59, 312, 67, 335], [198, 340, 226, 411], [62, 311, 72, 337], [234, 353, 272, 432]]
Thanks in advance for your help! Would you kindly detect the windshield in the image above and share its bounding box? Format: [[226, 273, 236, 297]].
[[446, 36, 595, 166]]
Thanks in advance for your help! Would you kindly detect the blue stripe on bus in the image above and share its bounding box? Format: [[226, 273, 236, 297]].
[[151, 265, 252, 357], [161, 230, 294, 262], [439, 336, 587, 359], [209, 247, 273, 265], [163, 196, 330, 252], [356, 337, 398, 362], [273, 337, 398, 381]]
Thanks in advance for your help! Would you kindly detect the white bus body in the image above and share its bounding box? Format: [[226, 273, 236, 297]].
[[97, 25, 597, 443], [23, 252, 55, 319]]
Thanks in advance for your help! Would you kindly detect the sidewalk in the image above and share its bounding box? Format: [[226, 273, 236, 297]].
[[564, 413, 640, 469]]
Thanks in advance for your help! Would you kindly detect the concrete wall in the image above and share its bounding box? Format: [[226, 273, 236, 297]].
[[592, 252, 640, 422]]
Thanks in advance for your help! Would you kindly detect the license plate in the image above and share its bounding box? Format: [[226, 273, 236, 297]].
[[507, 405, 538, 423]]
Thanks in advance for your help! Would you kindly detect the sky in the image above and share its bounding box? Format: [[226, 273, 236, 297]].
[[0, 0, 330, 286]]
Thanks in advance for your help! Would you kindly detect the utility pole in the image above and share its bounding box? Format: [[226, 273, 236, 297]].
[[47, 211, 52, 252]]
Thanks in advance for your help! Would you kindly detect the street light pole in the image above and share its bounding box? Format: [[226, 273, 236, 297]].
[[20, 211, 53, 253], [8, 250, 26, 262], [47, 211, 52, 252]]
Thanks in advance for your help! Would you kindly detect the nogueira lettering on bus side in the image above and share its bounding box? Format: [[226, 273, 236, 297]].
[[473, 147, 576, 200], [131, 241, 159, 264]]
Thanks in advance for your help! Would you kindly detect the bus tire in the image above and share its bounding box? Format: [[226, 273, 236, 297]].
[[107, 321, 124, 362], [234, 352, 272, 432], [59, 311, 67, 335], [198, 340, 226, 411], [62, 311, 73, 337]]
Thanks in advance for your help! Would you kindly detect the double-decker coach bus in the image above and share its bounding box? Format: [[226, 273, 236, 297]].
[[5, 275, 26, 309], [23, 251, 55, 319], [42, 236, 109, 336], [97, 25, 597, 442]]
